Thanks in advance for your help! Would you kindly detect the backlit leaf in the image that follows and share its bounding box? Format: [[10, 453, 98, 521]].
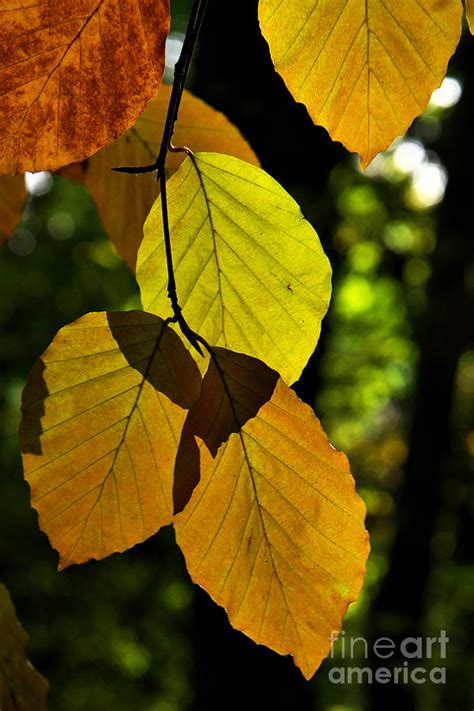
[[62, 86, 257, 270], [259, 0, 462, 168], [20, 311, 201, 569], [467, 0, 474, 33], [174, 347, 369, 679], [137, 153, 331, 385], [0, 176, 27, 244], [0, 0, 169, 174], [0, 582, 48, 711]]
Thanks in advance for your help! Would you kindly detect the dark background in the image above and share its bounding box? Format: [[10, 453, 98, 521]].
[[1, 1, 473, 709]]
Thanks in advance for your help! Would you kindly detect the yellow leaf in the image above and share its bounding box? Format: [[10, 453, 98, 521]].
[[0, 176, 27, 244], [259, 0, 463, 168], [61, 85, 258, 271], [0, 582, 48, 711], [137, 153, 331, 385], [20, 311, 201, 569], [466, 0, 474, 33], [0, 0, 169, 174], [174, 348, 369, 679]]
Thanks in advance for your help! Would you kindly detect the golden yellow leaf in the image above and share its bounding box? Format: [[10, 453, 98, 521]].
[[0, 176, 27, 244], [62, 85, 258, 270], [0, 0, 169, 174], [174, 348, 369, 679], [466, 0, 474, 33], [259, 0, 463, 167], [138, 153, 331, 385], [20, 311, 201, 570], [0, 583, 48, 711]]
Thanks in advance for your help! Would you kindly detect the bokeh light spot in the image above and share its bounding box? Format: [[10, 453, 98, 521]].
[[430, 77, 462, 109], [408, 162, 448, 209], [48, 211, 76, 240], [392, 140, 426, 174], [8, 229, 36, 256], [24, 171, 53, 196]]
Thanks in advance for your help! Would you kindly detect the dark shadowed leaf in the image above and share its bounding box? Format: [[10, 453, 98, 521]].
[[0, 582, 48, 710]]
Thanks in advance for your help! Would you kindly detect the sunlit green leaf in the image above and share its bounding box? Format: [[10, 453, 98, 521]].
[[137, 153, 331, 385]]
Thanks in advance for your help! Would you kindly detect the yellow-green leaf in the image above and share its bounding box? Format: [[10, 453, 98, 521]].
[[0, 582, 48, 711], [137, 153, 331, 385], [174, 347, 369, 679], [20, 311, 201, 569], [62, 85, 258, 270], [259, 0, 463, 168], [0, 176, 27, 244], [0, 0, 169, 174]]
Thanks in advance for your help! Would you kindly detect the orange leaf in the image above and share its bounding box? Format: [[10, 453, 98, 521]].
[[61, 85, 258, 270], [467, 0, 474, 33], [0, 176, 27, 245], [174, 348, 369, 679], [20, 311, 201, 569], [0, 0, 169, 174]]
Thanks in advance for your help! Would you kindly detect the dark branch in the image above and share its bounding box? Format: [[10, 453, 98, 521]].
[[158, 0, 208, 354], [115, 0, 209, 354]]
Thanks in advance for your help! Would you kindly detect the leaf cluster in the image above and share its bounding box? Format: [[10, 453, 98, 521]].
[[1, 0, 471, 680]]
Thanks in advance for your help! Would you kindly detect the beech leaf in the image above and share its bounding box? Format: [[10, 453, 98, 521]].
[[467, 0, 474, 33], [0, 176, 27, 244], [174, 347, 369, 679], [62, 86, 257, 270], [20, 311, 201, 569], [259, 0, 463, 168], [0, 0, 170, 174], [0, 582, 48, 711], [137, 153, 331, 385]]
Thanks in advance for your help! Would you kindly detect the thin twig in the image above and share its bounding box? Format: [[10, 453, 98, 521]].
[[114, 0, 208, 175], [115, 0, 209, 354], [157, 0, 208, 355], [157, 0, 208, 168]]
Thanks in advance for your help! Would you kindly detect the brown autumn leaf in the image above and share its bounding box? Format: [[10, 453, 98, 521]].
[[20, 311, 201, 570], [0, 582, 48, 711], [62, 85, 258, 270], [174, 347, 369, 679], [0, 0, 170, 175], [0, 176, 27, 244]]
